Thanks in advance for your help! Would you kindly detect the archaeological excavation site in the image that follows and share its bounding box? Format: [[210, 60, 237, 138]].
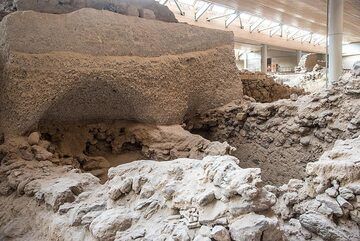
[[0, 0, 360, 240]]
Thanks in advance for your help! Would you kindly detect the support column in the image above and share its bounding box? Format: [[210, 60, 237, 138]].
[[328, 0, 343, 83], [296, 50, 302, 65], [244, 53, 248, 69], [261, 44, 268, 73]]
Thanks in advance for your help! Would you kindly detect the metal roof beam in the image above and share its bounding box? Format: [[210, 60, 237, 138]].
[[225, 12, 240, 28], [258, 24, 281, 33], [195, 2, 213, 21], [250, 19, 265, 33], [206, 12, 234, 21]]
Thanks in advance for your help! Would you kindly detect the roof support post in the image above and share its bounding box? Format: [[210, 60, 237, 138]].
[[261, 44, 268, 73], [328, 0, 343, 84]]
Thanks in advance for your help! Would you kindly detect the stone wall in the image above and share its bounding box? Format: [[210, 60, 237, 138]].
[[0, 8, 243, 135], [240, 71, 305, 102], [296, 53, 326, 73]]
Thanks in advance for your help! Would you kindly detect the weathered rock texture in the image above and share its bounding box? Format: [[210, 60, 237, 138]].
[[274, 66, 326, 93], [295, 53, 326, 73], [240, 70, 305, 102], [1, 0, 177, 22], [0, 8, 243, 135], [37, 122, 234, 181], [186, 73, 360, 184], [0, 0, 15, 21], [0, 133, 359, 240], [352, 61, 360, 77]]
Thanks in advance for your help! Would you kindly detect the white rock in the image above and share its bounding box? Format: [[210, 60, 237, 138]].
[[299, 212, 350, 241], [210, 225, 230, 241], [198, 190, 216, 206], [89, 208, 133, 241], [339, 187, 355, 200], [325, 187, 338, 197], [198, 226, 211, 237], [193, 236, 211, 241], [229, 213, 282, 241], [336, 195, 353, 210], [315, 194, 343, 217], [347, 183, 360, 195]]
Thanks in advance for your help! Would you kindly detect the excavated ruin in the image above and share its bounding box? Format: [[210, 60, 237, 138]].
[[186, 72, 360, 185], [0, 1, 359, 241]]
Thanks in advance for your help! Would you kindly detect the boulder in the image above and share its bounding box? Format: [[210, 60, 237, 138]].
[[299, 212, 352, 241], [229, 213, 283, 241], [27, 132, 40, 145], [211, 225, 231, 241], [89, 208, 133, 241], [14, 0, 178, 22]]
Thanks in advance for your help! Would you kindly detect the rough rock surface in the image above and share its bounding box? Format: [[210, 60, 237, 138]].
[[352, 61, 360, 77], [1, 0, 177, 22], [295, 53, 326, 73], [274, 66, 327, 93], [0, 0, 15, 21], [0, 123, 234, 182], [186, 73, 360, 184], [240, 70, 305, 102], [0, 8, 243, 135], [0, 133, 359, 240]]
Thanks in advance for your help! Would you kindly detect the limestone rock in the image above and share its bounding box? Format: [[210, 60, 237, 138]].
[[210, 225, 231, 241], [89, 208, 133, 241], [299, 212, 352, 241], [229, 213, 283, 241]]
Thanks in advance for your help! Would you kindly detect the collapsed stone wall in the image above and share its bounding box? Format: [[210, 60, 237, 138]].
[[0, 0, 177, 22], [274, 65, 327, 93], [186, 73, 360, 185], [0, 8, 243, 135], [0, 133, 359, 240], [240, 70, 305, 102], [295, 53, 326, 73]]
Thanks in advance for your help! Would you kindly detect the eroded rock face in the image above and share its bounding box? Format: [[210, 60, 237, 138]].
[[0, 8, 243, 135]]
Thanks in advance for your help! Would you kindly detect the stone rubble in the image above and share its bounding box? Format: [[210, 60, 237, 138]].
[[186, 72, 360, 184], [240, 70, 305, 103], [0, 131, 359, 240]]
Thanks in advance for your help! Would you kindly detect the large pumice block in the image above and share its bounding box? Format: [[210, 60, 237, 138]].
[[14, 0, 178, 22], [0, 9, 243, 135]]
